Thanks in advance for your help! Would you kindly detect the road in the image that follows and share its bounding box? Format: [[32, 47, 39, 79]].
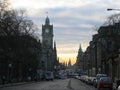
[[0, 78, 97, 90]]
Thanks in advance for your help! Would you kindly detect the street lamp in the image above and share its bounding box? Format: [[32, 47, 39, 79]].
[[8, 63, 12, 83], [107, 8, 120, 11], [87, 61, 90, 76], [28, 68, 32, 81]]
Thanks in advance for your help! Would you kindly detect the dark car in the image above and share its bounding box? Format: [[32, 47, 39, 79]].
[[97, 77, 113, 90], [45, 71, 54, 81], [93, 74, 107, 87]]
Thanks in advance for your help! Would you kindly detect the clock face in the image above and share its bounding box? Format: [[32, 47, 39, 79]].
[[45, 29, 49, 33]]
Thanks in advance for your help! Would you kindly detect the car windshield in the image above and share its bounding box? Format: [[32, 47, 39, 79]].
[[101, 77, 112, 82], [46, 73, 51, 76], [96, 74, 107, 79]]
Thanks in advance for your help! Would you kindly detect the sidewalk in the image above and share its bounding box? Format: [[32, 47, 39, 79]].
[[0, 81, 34, 88]]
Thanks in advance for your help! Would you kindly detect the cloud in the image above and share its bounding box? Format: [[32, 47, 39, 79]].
[[9, 0, 120, 64], [10, 0, 90, 9]]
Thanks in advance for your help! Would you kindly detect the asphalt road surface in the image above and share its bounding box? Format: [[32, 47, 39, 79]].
[[0, 78, 98, 90]]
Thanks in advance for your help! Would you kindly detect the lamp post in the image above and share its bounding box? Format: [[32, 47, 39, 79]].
[[107, 8, 120, 11], [8, 63, 12, 83], [87, 61, 90, 76], [28, 68, 32, 81]]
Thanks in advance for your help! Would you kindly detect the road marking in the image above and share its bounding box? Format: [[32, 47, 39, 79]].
[[67, 79, 74, 90]]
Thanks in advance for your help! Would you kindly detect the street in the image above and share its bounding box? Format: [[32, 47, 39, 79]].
[[0, 78, 97, 90]]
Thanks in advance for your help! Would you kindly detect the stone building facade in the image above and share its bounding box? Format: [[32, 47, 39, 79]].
[[41, 16, 58, 72], [75, 45, 84, 75], [76, 22, 120, 81]]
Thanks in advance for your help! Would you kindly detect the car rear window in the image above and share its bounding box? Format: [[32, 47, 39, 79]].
[[101, 77, 112, 82], [96, 74, 107, 79]]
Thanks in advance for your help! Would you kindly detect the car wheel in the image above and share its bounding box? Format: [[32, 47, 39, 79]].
[[98, 88, 100, 90], [110, 88, 113, 90]]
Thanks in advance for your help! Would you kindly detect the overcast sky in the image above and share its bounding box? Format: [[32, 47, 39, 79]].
[[10, 0, 120, 64]]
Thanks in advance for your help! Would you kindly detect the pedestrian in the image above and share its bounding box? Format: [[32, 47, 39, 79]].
[[1, 76, 6, 85]]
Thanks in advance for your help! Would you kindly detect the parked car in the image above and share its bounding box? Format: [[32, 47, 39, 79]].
[[117, 85, 120, 90], [80, 75, 88, 83], [93, 74, 107, 87], [59, 74, 67, 79], [113, 80, 120, 90], [97, 77, 113, 90], [54, 74, 61, 79], [88, 76, 96, 85], [45, 71, 54, 81], [74, 75, 80, 79], [74, 73, 80, 79], [84, 76, 89, 83]]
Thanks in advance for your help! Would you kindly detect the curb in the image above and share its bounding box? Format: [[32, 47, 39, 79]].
[[0, 81, 35, 88]]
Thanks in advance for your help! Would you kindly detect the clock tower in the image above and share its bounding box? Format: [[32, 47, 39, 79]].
[[41, 16, 54, 71], [42, 16, 53, 49]]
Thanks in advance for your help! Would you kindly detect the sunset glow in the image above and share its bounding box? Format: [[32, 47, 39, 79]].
[[9, 0, 120, 65]]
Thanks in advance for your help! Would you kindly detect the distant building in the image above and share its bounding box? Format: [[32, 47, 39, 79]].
[[97, 23, 120, 81], [41, 16, 58, 72], [68, 59, 72, 69], [79, 22, 120, 81], [75, 44, 84, 74]]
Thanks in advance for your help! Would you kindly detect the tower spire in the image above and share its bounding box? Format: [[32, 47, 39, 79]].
[[79, 44, 83, 53], [45, 12, 50, 25], [68, 59, 71, 68], [54, 41, 56, 48], [46, 12, 48, 16]]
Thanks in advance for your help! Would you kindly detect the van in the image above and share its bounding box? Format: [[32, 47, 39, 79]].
[[45, 71, 54, 81]]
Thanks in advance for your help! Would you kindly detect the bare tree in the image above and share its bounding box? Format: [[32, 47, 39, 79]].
[[0, 0, 41, 82], [92, 25, 99, 32], [0, 0, 37, 36], [104, 13, 120, 25]]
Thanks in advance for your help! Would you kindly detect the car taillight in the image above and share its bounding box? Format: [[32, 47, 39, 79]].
[[99, 81, 103, 84]]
